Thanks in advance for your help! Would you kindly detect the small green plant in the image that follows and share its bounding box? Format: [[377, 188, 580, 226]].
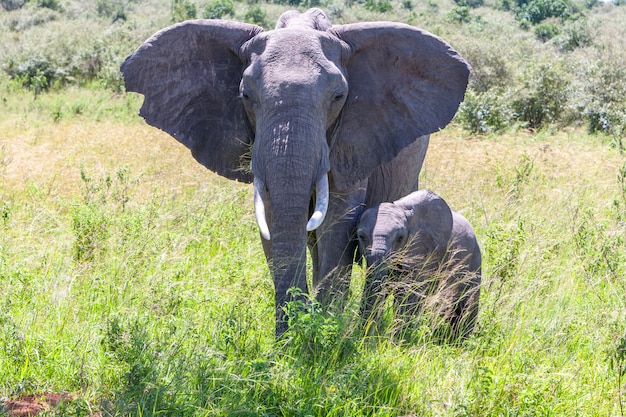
[[171, 0, 197, 22], [515, 0, 570, 25], [283, 288, 356, 366], [35, 0, 62, 11], [447, 5, 472, 23], [534, 22, 560, 41], [364, 0, 393, 13], [244, 5, 267, 27], [457, 90, 513, 134], [609, 333, 626, 416], [512, 63, 569, 129], [202, 0, 235, 19]]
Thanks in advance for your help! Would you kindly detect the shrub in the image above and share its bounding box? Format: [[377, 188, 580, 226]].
[[244, 5, 267, 27], [447, 5, 472, 23], [171, 0, 197, 22], [576, 56, 626, 147], [462, 43, 511, 93], [511, 63, 569, 129], [202, 0, 235, 19], [364, 0, 393, 13], [457, 90, 514, 134], [515, 0, 570, 25], [5, 58, 63, 94], [96, 0, 130, 22], [553, 15, 593, 51], [35, 0, 62, 11], [534, 22, 560, 41], [454, 0, 484, 8]]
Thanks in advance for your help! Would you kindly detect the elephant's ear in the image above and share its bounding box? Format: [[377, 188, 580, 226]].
[[396, 190, 453, 253], [121, 20, 264, 183], [329, 22, 470, 190]]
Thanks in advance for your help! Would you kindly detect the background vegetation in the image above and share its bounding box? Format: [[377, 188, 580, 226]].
[[1, 0, 625, 415]]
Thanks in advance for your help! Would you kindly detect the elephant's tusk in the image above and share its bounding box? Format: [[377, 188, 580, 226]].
[[306, 172, 329, 232], [254, 177, 271, 241]]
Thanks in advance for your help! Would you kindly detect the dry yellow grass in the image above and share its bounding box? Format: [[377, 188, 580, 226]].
[[2, 118, 623, 217], [0, 118, 247, 202]]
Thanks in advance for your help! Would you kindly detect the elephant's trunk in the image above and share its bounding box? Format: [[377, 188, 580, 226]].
[[251, 111, 331, 336], [361, 252, 390, 318], [254, 173, 329, 241]]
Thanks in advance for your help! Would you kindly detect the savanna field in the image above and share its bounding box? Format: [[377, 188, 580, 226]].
[[1, 0, 626, 415]]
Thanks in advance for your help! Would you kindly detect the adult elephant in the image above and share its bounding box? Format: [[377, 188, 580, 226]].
[[121, 8, 470, 336]]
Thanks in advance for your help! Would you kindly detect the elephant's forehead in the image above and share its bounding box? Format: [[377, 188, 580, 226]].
[[248, 29, 341, 72], [376, 205, 406, 226], [362, 203, 406, 233]]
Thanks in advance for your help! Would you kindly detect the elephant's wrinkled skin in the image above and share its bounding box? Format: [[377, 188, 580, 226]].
[[121, 8, 470, 336], [357, 190, 482, 340]]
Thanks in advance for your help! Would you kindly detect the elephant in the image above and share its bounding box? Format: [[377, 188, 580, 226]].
[[357, 190, 481, 340], [120, 8, 470, 336]]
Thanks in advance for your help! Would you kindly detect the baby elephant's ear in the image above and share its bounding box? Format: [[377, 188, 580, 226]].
[[121, 20, 264, 183], [329, 22, 470, 190]]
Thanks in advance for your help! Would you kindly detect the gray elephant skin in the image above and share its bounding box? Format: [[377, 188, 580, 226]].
[[357, 190, 481, 340], [121, 8, 470, 336]]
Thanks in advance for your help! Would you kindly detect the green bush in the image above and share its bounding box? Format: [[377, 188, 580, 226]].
[[5, 58, 62, 94], [447, 5, 472, 23], [553, 15, 593, 51], [534, 21, 560, 41], [244, 5, 267, 26], [511, 63, 569, 129], [171, 0, 197, 22], [515, 0, 570, 25], [364, 0, 393, 13], [35, 0, 62, 11], [457, 90, 514, 133], [202, 0, 235, 19], [454, 0, 484, 8]]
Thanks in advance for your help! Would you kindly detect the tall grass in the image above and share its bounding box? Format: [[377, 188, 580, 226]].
[[1, 90, 626, 414]]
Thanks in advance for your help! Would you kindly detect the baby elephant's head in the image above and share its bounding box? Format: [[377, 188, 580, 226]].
[[357, 202, 409, 270]]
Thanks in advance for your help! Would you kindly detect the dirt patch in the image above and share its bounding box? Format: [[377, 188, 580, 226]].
[[2, 393, 73, 417]]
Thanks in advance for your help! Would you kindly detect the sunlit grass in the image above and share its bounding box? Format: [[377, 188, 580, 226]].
[[1, 93, 626, 415]]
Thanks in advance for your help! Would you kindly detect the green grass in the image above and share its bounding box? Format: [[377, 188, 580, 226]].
[[1, 85, 625, 415], [1, 0, 626, 413]]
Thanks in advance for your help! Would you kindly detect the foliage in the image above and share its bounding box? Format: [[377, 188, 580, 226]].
[[572, 49, 626, 148], [454, 0, 484, 8], [447, 5, 472, 23], [34, 0, 62, 10], [457, 90, 513, 133], [511, 63, 569, 129], [515, 0, 570, 25], [244, 4, 268, 26], [202, 0, 235, 19], [364, 0, 392, 13], [171, 0, 197, 22], [534, 21, 560, 41], [2, 113, 625, 414]]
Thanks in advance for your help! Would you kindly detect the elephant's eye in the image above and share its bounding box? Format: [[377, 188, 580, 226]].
[[333, 93, 344, 101], [241, 91, 250, 100]]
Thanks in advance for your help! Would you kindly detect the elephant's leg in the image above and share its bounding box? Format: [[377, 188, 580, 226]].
[[313, 185, 366, 308], [365, 136, 429, 206]]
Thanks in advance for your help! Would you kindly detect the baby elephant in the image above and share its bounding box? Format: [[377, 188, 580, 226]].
[[357, 190, 481, 340]]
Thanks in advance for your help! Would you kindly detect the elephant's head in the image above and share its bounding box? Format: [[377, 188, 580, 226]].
[[121, 9, 469, 334], [357, 190, 454, 313]]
